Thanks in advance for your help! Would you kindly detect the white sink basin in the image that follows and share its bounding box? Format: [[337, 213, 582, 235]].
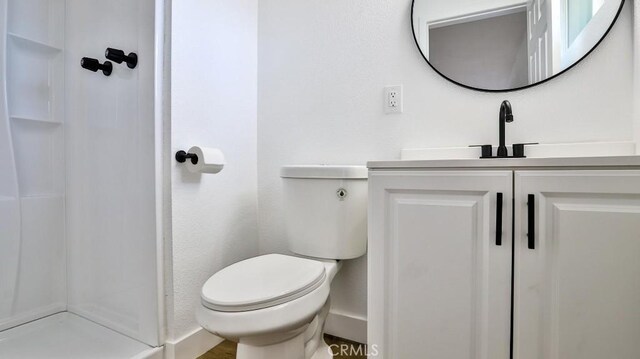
[[401, 142, 637, 161]]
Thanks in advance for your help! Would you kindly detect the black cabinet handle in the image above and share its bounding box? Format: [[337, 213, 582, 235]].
[[496, 192, 503, 246], [527, 194, 535, 249]]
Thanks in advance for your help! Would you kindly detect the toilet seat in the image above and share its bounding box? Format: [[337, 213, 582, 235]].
[[197, 258, 339, 340], [201, 254, 326, 312]]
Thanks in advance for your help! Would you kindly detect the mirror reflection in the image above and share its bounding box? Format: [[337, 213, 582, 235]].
[[412, 0, 624, 91]]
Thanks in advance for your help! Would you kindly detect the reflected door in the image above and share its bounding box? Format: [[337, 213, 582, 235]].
[[527, 0, 553, 83]]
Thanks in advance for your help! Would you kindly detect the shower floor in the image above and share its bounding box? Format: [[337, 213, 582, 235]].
[[0, 312, 162, 359]]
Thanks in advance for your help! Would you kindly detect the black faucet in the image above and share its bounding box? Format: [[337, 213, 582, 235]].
[[471, 100, 536, 159], [497, 100, 513, 158]]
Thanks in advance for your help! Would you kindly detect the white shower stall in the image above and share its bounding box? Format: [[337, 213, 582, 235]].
[[0, 0, 165, 357]]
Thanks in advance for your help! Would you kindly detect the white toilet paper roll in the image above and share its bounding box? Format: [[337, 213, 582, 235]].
[[186, 146, 225, 174]]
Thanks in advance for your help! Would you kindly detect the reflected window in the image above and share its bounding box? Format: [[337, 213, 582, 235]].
[[568, 0, 605, 45]]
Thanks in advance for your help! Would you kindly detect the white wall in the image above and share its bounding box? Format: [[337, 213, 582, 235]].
[[258, 0, 633, 341], [169, 0, 259, 343]]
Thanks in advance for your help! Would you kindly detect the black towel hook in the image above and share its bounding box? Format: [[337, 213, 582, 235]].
[[81, 57, 112, 76], [105, 48, 138, 69], [175, 150, 199, 165]]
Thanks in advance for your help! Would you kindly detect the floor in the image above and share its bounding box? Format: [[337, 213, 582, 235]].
[[198, 334, 367, 359], [0, 312, 159, 359]]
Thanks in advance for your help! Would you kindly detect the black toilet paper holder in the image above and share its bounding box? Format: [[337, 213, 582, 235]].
[[175, 150, 199, 165]]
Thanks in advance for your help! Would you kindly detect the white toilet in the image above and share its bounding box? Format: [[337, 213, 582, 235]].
[[196, 165, 368, 359]]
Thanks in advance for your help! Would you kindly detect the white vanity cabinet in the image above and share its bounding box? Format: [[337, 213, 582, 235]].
[[368, 161, 640, 359], [368, 170, 514, 359], [513, 171, 640, 359]]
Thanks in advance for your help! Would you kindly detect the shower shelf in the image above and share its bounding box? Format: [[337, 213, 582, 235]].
[[21, 194, 64, 200], [10, 115, 61, 125], [8, 32, 62, 54]]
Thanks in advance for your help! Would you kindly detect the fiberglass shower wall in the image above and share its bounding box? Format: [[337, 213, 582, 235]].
[[0, 0, 161, 346], [0, 0, 66, 333]]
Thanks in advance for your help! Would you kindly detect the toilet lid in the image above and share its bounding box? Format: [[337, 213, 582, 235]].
[[201, 254, 326, 312]]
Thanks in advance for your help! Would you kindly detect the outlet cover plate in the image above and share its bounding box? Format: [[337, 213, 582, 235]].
[[385, 85, 403, 114]]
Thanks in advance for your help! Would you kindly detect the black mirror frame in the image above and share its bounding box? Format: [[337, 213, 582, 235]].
[[410, 0, 626, 93]]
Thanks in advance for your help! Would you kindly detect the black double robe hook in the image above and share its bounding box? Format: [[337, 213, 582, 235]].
[[81, 57, 112, 76], [105, 48, 138, 69]]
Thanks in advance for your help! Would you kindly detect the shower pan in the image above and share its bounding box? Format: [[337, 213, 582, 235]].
[[0, 0, 165, 357]]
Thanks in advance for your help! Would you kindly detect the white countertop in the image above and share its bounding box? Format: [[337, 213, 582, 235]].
[[368, 156, 640, 170]]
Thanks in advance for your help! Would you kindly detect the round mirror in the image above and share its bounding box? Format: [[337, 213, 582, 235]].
[[412, 0, 625, 92]]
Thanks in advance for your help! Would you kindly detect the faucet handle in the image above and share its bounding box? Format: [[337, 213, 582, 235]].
[[512, 143, 539, 158], [470, 144, 493, 159]]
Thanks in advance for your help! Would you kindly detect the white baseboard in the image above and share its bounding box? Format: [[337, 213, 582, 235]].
[[324, 310, 367, 344], [164, 327, 223, 359]]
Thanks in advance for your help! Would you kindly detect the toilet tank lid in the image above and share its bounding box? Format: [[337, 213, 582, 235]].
[[280, 165, 368, 179]]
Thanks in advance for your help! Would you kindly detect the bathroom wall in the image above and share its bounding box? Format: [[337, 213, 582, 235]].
[[257, 0, 633, 342], [168, 0, 259, 344]]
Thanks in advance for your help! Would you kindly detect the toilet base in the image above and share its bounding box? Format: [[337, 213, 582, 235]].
[[236, 299, 332, 359], [310, 341, 332, 359]]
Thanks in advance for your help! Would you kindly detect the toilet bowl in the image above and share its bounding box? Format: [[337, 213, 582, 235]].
[[197, 254, 341, 359], [197, 165, 367, 359]]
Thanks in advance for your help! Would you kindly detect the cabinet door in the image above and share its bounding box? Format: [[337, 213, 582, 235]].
[[514, 171, 640, 359], [369, 171, 513, 359]]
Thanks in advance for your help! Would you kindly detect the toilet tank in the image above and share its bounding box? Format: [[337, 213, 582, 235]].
[[281, 165, 367, 260]]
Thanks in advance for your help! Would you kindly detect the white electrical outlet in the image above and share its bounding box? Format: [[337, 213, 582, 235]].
[[385, 85, 403, 114]]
